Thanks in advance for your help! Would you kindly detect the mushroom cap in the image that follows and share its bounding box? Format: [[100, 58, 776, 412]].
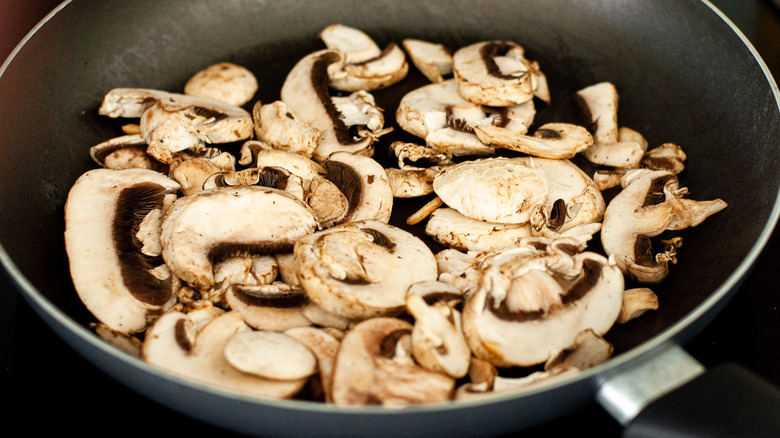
[[183, 62, 258, 106], [294, 219, 438, 321], [223, 330, 318, 381], [160, 186, 318, 288], [425, 207, 533, 252], [65, 168, 181, 334], [432, 157, 548, 224], [452, 41, 535, 107], [462, 248, 624, 367], [142, 310, 306, 399]]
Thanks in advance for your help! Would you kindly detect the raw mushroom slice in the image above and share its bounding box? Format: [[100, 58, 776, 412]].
[[461, 247, 624, 367], [456, 366, 580, 401], [160, 186, 318, 289], [226, 283, 313, 332], [601, 169, 727, 283], [305, 175, 350, 228], [406, 280, 465, 306], [389, 141, 454, 170], [406, 293, 471, 378], [432, 157, 548, 224], [89, 134, 163, 172], [617, 287, 659, 324], [474, 122, 593, 159], [402, 39, 453, 83], [330, 317, 455, 406], [323, 152, 393, 223], [142, 310, 306, 399], [543, 329, 614, 372], [425, 207, 533, 252], [251, 148, 327, 183], [574, 82, 644, 168], [386, 167, 442, 198], [639, 142, 687, 174], [294, 219, 438, 321], [451, 40, 539, 107], [252, 100, 320, 159], [434, 248, 483, 294], [284, 326, 342, 402], [280, 49, 389, 162], [91, 323, 144, 358], [171, 152, 236, 196], [201, 167, 306, 202], [320, 24, 409, 91], [396, 79, 534, 157], [511, 157, 606, 237], [65, 168, 181, 334], [98, 88, 253, 164], [183, 62, 258, 106], [223, 330, 318, 381]]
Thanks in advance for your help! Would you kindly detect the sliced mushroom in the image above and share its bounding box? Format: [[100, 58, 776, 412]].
[[406, 293, 471, 378], [65, 168, 181, 334], [544, 329, 614, 371], [600, 169, 728, 283], [322, 152, 393, 224], [574, 82, 644, 168], [89, 134, 163, 171], [461, 246, 624, 367], [388, 141, 454, 170], [284, 326, 342, 402], [386, 167, 442, 198], [425, 207, 533, 252], [183, 62, 258, 106], [406, 280, 465, 306], [142, 310, 306, 399], [451, 40, 540, 107], [294, 220, 438, 321], [160, 186, 318, 289], [280, 49, 389, 162], [617, 287, 659, 324], [252, 100, 321, 159], [99, 88, 253, 164], [251, 148, 327, 183], [170, 152, 236, 196], [223, 330, 318, 381], [640, 142, 687, 174], [330, 317, 455, 406], [474, 123, 593, 159], [432, 157, 548, 224], [434, 248, 483, 294], [320, 24, 408, 91], [402, 39, 453, 83], [226, 282, 313, 332]]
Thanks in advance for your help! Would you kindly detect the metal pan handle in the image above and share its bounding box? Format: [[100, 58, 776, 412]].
[[596, 343, 780, 437]]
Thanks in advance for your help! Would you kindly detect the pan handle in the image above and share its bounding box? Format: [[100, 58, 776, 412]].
[[596, 343, 780, 437]]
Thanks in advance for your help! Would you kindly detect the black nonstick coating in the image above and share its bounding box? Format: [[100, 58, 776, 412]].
[[1, 0, 778, 436]]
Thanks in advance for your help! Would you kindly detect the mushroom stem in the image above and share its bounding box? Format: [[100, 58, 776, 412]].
[[407, 196, 444, 225]]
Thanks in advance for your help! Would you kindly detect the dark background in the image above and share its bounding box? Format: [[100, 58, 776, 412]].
[[1, 0, 778, 436]]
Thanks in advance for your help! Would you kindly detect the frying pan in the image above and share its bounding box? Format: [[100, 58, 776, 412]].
[[1, 0, 779, 436]]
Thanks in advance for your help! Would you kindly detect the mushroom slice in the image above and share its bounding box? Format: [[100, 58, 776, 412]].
[[160, 186, 318, 289], [280, 49, 389, 162], [617, 287, 659, 324], [305, 175, 350, 228], [171, 152, 236, 196], [389, 141, 454, 170], [284, 326, 342, 402], [434, 248, 483, 294], [330, 317, 455, 406], [406, 280, 465, 306], [451, 41, 537, 107], [252, 148, 327, 183], [639, 143, 687, 174], [252, 100, 321, 159], [91, 323, 143, 358], [511, 157, 605, 237], [600, 169, 728, 283], [143, 310, 306, 399], [574, 82, 644, 168], [386, 167, 442, 198], [183, 62, 258, 106], [65, 168, 181, 334], [456, 363, 579, 401], [544, 329, 614, 372], [323, 152, 393, 223], [425, 207, 533, 252], [226, 283, 313, 332], [402, 39, 453, 83], [295, 220, 438, 321], [474, 123, 593, 159], [99, 88, 253, 164], [406, 294, 471, 378], [461, 247, 624, 367], [432, 157, 548, 224], [89, 134, 164, 171], [223, 330, 317, 381], [320, 24, 408, 91]]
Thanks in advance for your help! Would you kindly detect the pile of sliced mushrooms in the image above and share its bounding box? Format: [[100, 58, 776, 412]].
[[64, 24, 728, 406]]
